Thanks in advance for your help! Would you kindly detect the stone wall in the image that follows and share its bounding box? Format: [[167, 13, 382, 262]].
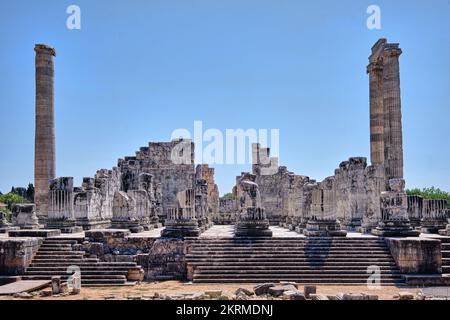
[[80, 230, 188, 280], [232, 149, 386, 232], [387, 238, 442, 274], [46, 139, 222, 232], [0, 238, 42, 275], [196, 164, 219, 216], [215, 197, 236, 224], [118, 139, 196, 223], [137, 238, 188, 281]]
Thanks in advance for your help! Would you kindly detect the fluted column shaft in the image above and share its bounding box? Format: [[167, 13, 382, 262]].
[[34, 44, 56, 219], [382, 47, 403, 179], [367, 62, 385, 166]]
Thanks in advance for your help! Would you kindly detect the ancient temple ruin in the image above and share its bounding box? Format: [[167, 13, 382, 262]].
[[1, 39, 449, 289], [215, 39, 448, 238]]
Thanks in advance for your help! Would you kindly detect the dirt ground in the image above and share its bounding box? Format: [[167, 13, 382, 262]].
[[0, 281, 421, 300]]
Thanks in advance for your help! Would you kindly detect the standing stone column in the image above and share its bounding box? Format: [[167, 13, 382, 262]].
[[367, 61, 385, 166], [372, 179, 419, 237], [34, 44, 56, 222], [161, 189, 200, 238], [382, 44, 403, 179], [234, 173, 272, 237]]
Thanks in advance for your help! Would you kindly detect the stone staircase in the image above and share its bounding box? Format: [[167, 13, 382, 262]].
[[23, 238, 141, 286], [440, 237, 450, 274], [186, 237, 404, 285]]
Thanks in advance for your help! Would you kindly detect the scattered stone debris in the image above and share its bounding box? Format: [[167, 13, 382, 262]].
[[39, 288, 53, 297], [13, 292, 34, 299], [280, 282, 298, 289], [309, 294, 329, 300], [395, 292, 414, 300], [235, 288, 254, 296], [268, 284, 298, 297], [205, 290, 222, 299], [282, 290, 306, 300], [254, 283, 276, 296], [304, 285, 316, 299]]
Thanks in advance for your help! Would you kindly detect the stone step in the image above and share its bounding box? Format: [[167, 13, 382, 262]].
[[189, 263, 397, 268], [31, 259, 98, 264], [39, 244, 72, 251], [188, 250, 391, 255], [193, 272, 402, 278], [23, 274, 127, 279], [443, 258, 450, 264], [442, 251, 450, 258], [188, 237, 401, 285], [190, 239, 387, 243], [39, 244, 74, 248], [188, 237, 382, 241], [35, 253, 82, 257], [194, 270, 401, 276], [33, 256, 86, 261], [22, 276, 128, 285], [26, 266, 134, 272], [186, 255, 392, 262], [190, 247, 390, 253], [189, 242, 387, 247], [35, 250, 86, 255], [195, 265, 400, 271], [25, 270, 128, 276], [191, 278, 403, 284], [443, 266, 450, 273], [44, 239, 79, 245], [30, 262, 136, 267], [189, 263, 398, 268]]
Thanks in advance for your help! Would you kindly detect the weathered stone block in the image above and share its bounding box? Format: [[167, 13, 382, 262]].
[[0, 238, 42, 275], [387, 238, 441, 274]]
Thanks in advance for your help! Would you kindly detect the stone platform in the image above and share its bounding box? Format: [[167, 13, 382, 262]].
[[0, 280, 50, 295], [8, 229, 61, 238]]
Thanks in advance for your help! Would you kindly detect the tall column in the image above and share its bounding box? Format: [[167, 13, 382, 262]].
[[382, 44, 403, 179], [367, 61, 385, 166], [34, 44, 56, 221]]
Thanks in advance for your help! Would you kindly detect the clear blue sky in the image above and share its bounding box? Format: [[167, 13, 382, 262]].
[[0, 0, 449, 195]]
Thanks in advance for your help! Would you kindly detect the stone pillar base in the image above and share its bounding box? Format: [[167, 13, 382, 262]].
[[343, 218, 362, 231], [0, 226, 20, 234], [110, 221, 145, 233], [46, 220, 83, 233], [304, 219, 347, 237], [37, 216, 47, 225], [420, 218, 447, 234], [439, 220, 450, 236], [234, 220, 272, 237], [359, 220, 380, 234], [76, 219, 111, 231], [371, 220, 419, 237], [294, 226, 304, 234], [161, 220, 200, 238], [409, 218, 422, 229]]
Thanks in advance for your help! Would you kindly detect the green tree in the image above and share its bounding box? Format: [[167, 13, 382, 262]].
[[406, 187, 450, 208], [0, 192, 29, 210], [26, 183, 35, 202], [222, 192, 234, 199]]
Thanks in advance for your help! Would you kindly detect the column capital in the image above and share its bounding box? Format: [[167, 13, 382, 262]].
[[366, 61, 383, 74], [383, 44, 402, 58], [35, 44, 56, 56]]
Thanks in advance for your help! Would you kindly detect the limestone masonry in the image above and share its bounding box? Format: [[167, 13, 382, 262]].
[[0, 38, 449, 288]]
